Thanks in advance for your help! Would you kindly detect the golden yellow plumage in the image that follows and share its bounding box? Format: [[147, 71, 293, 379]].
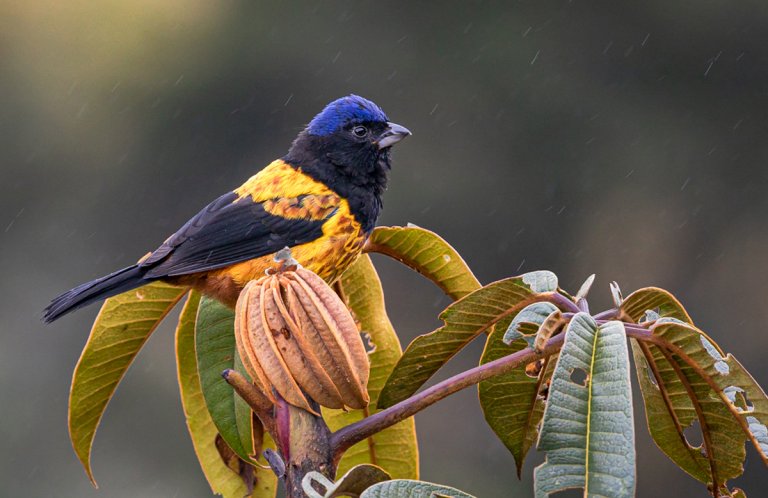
[[172, 160, 367, 306]]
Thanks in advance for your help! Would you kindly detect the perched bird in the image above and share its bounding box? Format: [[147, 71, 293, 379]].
[[44, 95, 410, 322]]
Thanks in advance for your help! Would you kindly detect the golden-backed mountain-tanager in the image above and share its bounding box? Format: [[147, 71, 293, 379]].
[[44, 95, 411, 322]]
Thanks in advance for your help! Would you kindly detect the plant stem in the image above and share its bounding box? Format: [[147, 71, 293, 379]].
[[222, 369, 277, 436], [226, 317, 660, 484], [548, 292, 581, 313], [593, 308, 619, 320], [276, 399, 335, 498], [330, 323, 659, 458], [224, 370, 336, 497]]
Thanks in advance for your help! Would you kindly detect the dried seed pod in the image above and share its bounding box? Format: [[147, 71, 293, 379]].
[[286, 269, 370, 407], [295, 267, 370, 388], [233, 267, 371, 412], [234, 281, 275, 403], [281, 277, 361, 406], [264, 278, 344, 408]]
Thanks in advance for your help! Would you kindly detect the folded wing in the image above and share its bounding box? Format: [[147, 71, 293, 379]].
[[141, 192, 338, 277]]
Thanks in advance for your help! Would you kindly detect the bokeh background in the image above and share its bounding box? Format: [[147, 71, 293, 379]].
[[2, 1, 767, 496]]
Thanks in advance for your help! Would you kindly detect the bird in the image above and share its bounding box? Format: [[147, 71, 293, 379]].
[[43, 95, 411, 323]]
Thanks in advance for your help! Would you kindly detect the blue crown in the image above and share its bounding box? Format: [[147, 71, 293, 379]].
[[307, 95, 388, 136]]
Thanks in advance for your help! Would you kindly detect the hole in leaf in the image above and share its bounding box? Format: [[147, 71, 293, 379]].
[[743, 393, 754, 412], [724, 386, 752, 413], [360, 331, 376, 354], [307, 477, 329, 495], [518, 321, 539, 335], [683, 420, 703, 449], [525, 360, 543, 378], [570, 368, 589, 387]]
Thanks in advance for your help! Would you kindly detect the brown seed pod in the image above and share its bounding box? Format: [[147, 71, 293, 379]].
[[264, 277, 344, 408], [284, 269, 369, 408], [233, 267, 370, 412], [234, 281, 275, 403]]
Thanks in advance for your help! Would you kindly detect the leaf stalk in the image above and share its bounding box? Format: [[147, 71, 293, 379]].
[[330, 325, 660, 458]]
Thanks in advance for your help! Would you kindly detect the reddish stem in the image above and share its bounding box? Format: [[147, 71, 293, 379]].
[[331, 325, 661, 457]]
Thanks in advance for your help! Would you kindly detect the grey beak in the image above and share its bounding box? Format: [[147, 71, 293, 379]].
[[377, 122, 412, 149]]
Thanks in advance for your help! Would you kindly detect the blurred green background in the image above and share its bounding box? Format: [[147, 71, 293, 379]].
[[2, 0, 767, 496]]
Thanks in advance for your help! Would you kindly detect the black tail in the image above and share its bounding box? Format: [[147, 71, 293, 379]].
[[43, 265, 152, 323]]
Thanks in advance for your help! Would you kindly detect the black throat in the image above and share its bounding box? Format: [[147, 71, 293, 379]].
[[283, 130, 390, 233]]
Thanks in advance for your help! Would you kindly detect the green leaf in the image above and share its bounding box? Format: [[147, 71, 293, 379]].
[[535, 313, 635, 498], [301, 464, 391, 498], [195, 296, 256, 464], [378, 271, 558, 409], [360, 479, 476, 498], [502, 301, 560, 348], [620, 287, 692, 323], [621, 287, 767, 492], [479, 313, 556, 476], [323, 255, 419, 479], [69, 282, 187, 485], [366, 225, 481, 300], [640, 320, 768, 491], [622, 287, 710, 482], [630, 341, 712, 483], [176, 291, 277, 498]]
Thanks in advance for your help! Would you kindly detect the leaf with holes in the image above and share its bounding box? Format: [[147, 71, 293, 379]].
[[639, 320, 768, 493], [69, 282, 187, 484], [195, 296, 258, 464], [535, 313, 635, 498], [622, 287, 709, 482], [176, 291, 277, 498], [622, 288, 767, 492], [378, 271, 558, 409], [630, 341, 711, 483], [323, 255, 419, 479], [365, 225, 481, 300], [479, 312, 558, 476], [359, 479, 476, 498]]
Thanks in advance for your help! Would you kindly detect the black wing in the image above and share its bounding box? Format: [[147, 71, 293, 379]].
[[140, 192, 331, 277]]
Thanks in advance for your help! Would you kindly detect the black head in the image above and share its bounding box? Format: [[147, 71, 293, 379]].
[[284, 95, 411, 232]]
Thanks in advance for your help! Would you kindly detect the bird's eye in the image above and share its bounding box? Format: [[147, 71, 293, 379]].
[[352, 125, 368, 137]]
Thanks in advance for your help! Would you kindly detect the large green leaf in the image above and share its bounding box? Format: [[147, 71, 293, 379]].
[[365, 225, 481, 300], [641, 320, 768, 492], [479, 310, 558, 476], [195, 296, 256, 464], [323, 255, 419, 479], [631, 341, 711, 483], [360, 479, 475, 498], [622, 288, 711, 484], [621, 287, 762, 491], [69, 282, 187, 484], [535, 313, 635, 498], [378, 271, 558, 409], [176, 291, 277, 498]]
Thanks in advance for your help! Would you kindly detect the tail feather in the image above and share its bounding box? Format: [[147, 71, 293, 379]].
[[43, 265, 151, 323]]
